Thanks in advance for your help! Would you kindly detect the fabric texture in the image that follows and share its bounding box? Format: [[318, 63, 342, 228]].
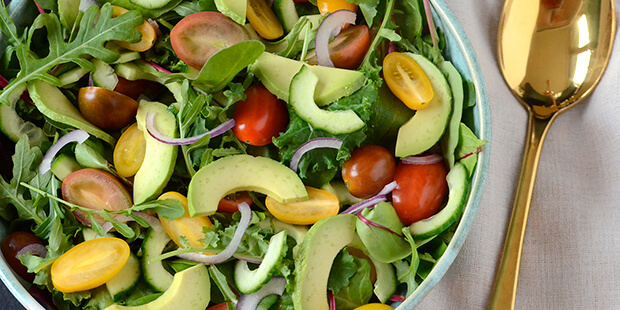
[[417, 1, 620, 309]]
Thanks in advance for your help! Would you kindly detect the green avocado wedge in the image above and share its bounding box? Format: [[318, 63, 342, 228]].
[[394, 53, 453, 158], [103, 264, 211, 310], [187, 155, 308, 217], [27, 80, 116, 145], [438, 61, 465, 168], [293, 214, 358, 310], [134, 100, 178, 204]]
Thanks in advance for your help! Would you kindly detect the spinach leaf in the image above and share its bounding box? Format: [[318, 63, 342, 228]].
[[329, 249, 373, 310]]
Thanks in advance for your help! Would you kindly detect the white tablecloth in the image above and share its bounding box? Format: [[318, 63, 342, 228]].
[[418, 1, 620, 309]]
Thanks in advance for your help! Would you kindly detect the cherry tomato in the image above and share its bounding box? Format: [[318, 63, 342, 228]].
[[247, 0, 284, 40], [207, 303, 231, 310], [113, 123, 146, 178], [158, 192, 213, 249], [1, 231, 46, 282], [265, 187, 339, 225], [218, 192, 254, 214], [353, 304, 394, 310], [317, 0, 358, 14], [114, 77, 162, 100], [342, 145, 396, 198], [391, 158, 448, 225], [170, 12, 250, 70], [233, 84, 289, 146], [78, 87, 139, 130], [111, 6, 157, 52], [306, 25, 370, 69], [383, 52, 434, 110], [62, 168, 133, 227], [51, 238, 130, 293]]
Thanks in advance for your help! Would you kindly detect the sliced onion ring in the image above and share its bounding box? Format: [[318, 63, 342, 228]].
[[147, 19, 163, 37], [290, 138, 343, 172], [341, 194, 387, 214], [146, 112, 235, 145], [176, 202, 251, 264], [39, 130, 90, 175], [146, 61, 173, 74], [16, 243, 47, 258], [315, 10, 357, 67], [401, 153, 443, 165], [237, 276, 287, 310]]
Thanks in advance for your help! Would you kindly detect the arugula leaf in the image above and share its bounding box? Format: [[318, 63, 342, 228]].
[[0, 3, 143, 104], [133, 198, 185, 221]]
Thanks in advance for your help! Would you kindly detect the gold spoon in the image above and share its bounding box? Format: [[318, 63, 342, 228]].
[[491, 0, 616, 309]]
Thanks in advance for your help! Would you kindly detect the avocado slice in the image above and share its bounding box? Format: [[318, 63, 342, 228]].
[[249, 52, 365, 106], [292, 214, 358, 310], [188, 154, 308, 217], [133, 100, 178, 204], [394, 53, 453, 158], [103, 264, 211, 310], [27, 80, 116, 145]]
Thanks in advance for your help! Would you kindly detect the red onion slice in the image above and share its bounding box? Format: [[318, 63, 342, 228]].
[[315, 10, 357, 67], [377, 181, 397, 196], [16, 243, 47, 258], [176, 202, 251, 264], [389, 294, 406, 302], [39, 130, 90, 175], [341, 194, 387, 214], [146, 61, 172, 74], [237, 276, 287, 310], [290, 138, 343, 172], [146, 112, 235, 145], [147, 19, 163, 37], [401, 153, 443, 165]]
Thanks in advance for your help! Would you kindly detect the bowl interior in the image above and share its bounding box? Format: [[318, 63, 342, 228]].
[[0, 0, 491, 309]]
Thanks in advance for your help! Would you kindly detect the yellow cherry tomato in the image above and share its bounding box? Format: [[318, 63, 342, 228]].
[[317, 0, 358, 14], [112, 6, 157, 52], [383, 52, 434, 110], [113, 123, 146, 178], [158, 192, 213, 249], [353, 304, 394, 310], [51, 238, 130, 293], [265, 187, 339, 225], [247, 0, 284, 40]]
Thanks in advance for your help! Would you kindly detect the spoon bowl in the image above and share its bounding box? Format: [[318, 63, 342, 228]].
[[491, 0, 616, 309]]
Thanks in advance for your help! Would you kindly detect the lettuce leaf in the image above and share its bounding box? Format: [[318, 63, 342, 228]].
[[328, 249, 373, 310]]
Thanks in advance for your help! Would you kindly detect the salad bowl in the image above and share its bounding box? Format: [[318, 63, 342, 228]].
[[0, 0, 490, 309]]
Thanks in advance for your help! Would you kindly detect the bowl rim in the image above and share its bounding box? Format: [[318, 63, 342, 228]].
[[0, 0, 491, 309], [395, 0, 491, 308]]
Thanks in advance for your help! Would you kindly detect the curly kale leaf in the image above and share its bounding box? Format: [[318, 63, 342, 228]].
[[0, 3, 143, 104]]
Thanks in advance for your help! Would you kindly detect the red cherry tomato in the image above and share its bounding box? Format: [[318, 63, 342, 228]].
[[1, 231, 46, 282], [218, 192, 254, 214], [306, 25, 371, 69], [170, 12, 250, 70], [207, 302, 231, 310], [114, 77, 162, 100], [391, 158, 448, 225], [232, 85, 289, 146], [342, 145, 396, 198]]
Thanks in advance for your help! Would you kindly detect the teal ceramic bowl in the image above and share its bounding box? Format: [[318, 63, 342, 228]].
[[0, 0, 490, 308]]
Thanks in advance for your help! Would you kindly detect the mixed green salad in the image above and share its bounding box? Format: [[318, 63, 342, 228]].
[[0, 0, 486, 309]]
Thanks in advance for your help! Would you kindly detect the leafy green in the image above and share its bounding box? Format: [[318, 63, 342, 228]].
[[102, 0, 184, 19], [133, 198, 185, 221], [349, 0, 380, 27], [172, 0, 218, 16], [0, 3, 143, 104], [456, 123, 487, 176], [142, 34, 189, 73], [329, 249, 373, 310]]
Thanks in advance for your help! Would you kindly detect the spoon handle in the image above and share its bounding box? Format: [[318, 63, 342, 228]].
[[489, 112, 555, 310]]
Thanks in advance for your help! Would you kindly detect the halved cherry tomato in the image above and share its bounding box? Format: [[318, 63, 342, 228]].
[[353, 304, 394, 310], [114, 77, 162, 100], [170, 12, 250, 70], [306, 24, 370, 69], [112, 6, 157, 52], [383, 52, 434, 110], [51, 238, 130, 293], [1, 231, 46, 282], [207, 303, 231, 310], [78, 87, 139, 130], [247, 0, 284, 40], [157, 192, 213, 249], [342, 145, 396, 198], [265, 187, 339, 225], [317, 0, 358, 14], [113, 123, 146, 178], [62, 168, 133, 226], [218, 191, 254, 214], [391, 158, 448, 225], [233, 84, 289, 146]]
